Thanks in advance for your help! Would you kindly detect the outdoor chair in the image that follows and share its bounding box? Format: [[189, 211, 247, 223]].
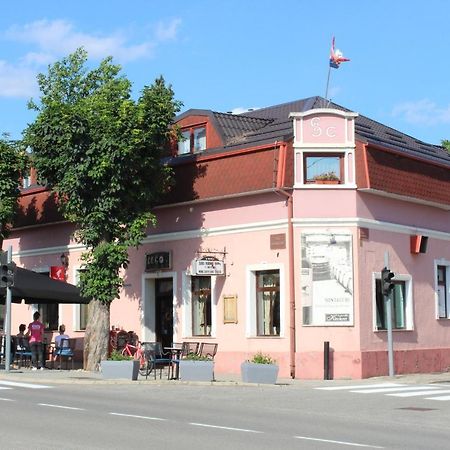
[[142, 342, 172, 380], [198, 342, 218, 359], [53, 338, 75, 370], [15, 336, 32, 368]]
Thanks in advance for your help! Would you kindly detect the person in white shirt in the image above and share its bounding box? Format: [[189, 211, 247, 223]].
[[53, 324, 69, 362]]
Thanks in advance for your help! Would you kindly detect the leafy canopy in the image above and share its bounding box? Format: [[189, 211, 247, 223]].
[[0, 135, 28, 244], [25, 48, 182, 303]]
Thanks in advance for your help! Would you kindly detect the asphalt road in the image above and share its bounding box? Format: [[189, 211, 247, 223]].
[[1, 379, 450, 449]]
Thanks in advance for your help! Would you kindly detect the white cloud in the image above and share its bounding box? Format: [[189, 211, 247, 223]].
[[0, 18, 182, 98], [155, 18, 182, 42], [6, 19, 158, 63], [0, 61, 37, 97], [231, 106, 261, 114], [392, 99, 450, 125]]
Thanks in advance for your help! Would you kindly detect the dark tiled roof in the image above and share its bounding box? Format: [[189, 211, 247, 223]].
[[176, 96, 450, 168]]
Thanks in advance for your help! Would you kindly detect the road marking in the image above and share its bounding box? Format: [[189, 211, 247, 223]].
[[295, 435, 384, 448], [190, 422, 263, 433], [0, 398, 15, 401], [0, 387, 12, 390], [426, 395, 450, 401], [351, 386, 440, 394], [0, 380, 52, 389], [316, 383, 405, 391], [109, 412, 166, 421], [38, 403, 85, 410], [387, 389, 450, 397]]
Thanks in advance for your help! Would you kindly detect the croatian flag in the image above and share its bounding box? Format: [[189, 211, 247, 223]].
[[329, 37, 350, 69]]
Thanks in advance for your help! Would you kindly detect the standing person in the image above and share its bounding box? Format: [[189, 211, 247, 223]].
[[27, 311, 45, 370]]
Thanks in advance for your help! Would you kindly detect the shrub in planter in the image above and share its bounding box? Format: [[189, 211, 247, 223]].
[[100, 350, 139, 380], [179, 353, 215, 382], [241, 352, 279, 384]]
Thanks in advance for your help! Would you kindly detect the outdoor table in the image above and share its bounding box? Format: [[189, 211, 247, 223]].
[[164, 347, 183, 379]]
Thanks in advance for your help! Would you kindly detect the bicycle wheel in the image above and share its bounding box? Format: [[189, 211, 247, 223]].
[[138, 351, 151, 377]]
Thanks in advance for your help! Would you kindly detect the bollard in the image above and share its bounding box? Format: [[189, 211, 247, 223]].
[[324, 341, 330, 380]]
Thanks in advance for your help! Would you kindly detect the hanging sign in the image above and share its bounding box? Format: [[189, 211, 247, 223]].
[[50, 266, 65, 281], [145, 251, 172, 271], [194, 256, 225, 276]]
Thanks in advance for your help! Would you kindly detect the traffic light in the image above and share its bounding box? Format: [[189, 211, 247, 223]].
[[0, 262, 16, 288], [381, 267, 395, 296]]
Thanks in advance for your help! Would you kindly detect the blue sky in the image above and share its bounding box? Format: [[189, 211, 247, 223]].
[[1, 0, 449, 145]]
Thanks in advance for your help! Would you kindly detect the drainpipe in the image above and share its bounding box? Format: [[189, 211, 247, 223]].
[[274, 142, 296, 379]]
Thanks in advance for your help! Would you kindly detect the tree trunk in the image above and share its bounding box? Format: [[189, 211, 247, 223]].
[[83, 299, 110, 371]]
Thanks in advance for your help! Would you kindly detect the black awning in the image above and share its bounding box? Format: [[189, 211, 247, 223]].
[[0, 267, 90, 304]]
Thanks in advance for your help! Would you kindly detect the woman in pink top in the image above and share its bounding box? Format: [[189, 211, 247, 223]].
[[27, 311, 45, 370]]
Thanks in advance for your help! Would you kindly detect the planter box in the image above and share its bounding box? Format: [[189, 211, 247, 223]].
[[240, 362, 279, 384], [101, 359, 139, 380], [179, 360, 214, 381]]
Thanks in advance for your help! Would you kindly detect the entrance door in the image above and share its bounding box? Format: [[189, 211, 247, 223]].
[[155, 278, 174, 349]]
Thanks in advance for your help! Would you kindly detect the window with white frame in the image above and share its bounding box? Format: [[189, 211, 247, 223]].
[[256, 270, 280, 336], [437, 264, 450, 319], [191, 276, 211, 336], [74, 268, 89, 330], [177, 126, 206, 155], [374, 274, 412, 330]]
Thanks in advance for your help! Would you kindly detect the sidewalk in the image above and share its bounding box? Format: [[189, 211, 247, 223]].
[[1, 364, 450, 387]]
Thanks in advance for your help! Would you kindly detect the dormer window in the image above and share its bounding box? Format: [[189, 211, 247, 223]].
[[177, 125, 207, 155], [304, 154, 343, 184]]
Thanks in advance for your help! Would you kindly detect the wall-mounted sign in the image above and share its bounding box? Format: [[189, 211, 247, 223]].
[[145, 251, 172, 271], [50, 266, 65, 281], [270, 233, 286, 250], [193, 256, 225, 276]]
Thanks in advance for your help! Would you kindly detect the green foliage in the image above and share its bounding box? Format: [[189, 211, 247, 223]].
[[108, 350, 133, 361], [248, 352, 276, 365], [313, 171, 339, 181], [184, 352, 212, 361], [442, 140, 450, 152], [0, 135, 28, 243], [24, 48, 182, 305]]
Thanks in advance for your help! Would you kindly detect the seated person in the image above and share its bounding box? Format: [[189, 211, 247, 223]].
[[16, 324, 30, 351], [53, 324, 70, 361]]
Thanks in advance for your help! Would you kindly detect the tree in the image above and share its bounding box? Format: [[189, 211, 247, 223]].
[[442, 140, 450, 152], [24, 48, 182, 370], [0, 135, 28, 249]]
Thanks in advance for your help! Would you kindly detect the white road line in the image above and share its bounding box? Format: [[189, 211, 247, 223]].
[[387, 389, 450, 397], [0, 398, 15, 401], [0, 387, 12, 390], [316, 383, 405, 391], [38, 403, 85, 410], [295, 435, 384, 448], [109, 412, 166, 421], [426, 395, 450, 401], [351, 386, 439, 394], [190, 422, 263, 433], [0, 380, 52, 389]]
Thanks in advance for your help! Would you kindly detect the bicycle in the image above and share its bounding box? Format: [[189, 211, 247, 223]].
[[121, 341, 149, 376]]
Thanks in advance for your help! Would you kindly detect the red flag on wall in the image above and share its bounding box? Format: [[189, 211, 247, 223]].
[[50, 266, 65, 281]]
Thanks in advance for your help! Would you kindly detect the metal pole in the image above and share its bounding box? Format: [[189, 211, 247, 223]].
[[384, 252, 394, 376], [325, 65, 332, 101], [324, 341, 330, 380], [5, 246, 12, 372]]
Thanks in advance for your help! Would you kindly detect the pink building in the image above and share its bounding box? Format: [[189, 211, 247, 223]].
[[5, 97, 450, 379]]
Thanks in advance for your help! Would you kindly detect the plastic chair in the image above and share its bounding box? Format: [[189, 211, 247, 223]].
[[53, 338, 75, 370], [198, 342, 218, 359], [142, 342, 172, 380], [15, 336, 32, 368]]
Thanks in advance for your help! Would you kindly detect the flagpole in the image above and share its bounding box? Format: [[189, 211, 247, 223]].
[[325, 64, 332, 101]]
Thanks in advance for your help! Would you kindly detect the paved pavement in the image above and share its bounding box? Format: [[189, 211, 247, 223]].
[[1, 363, 450, 387]]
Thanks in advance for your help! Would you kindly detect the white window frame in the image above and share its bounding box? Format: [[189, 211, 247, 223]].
[[435, 259, 450, 319], [178, 130, 191, 155], [372, 272, 413, 331], [246, 263, 285, 338], [182, 272, 217, 338], [72, 267, 88, 331]]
